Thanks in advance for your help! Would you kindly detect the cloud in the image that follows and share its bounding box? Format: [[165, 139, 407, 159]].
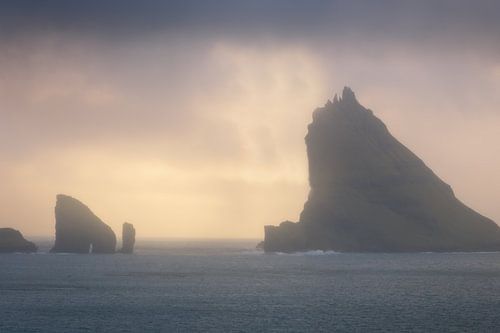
[[2, 0, 500, 53]]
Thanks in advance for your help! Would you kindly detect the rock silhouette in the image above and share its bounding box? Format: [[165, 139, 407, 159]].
[[51, 194, 116, 254], [0, 228, 37, 253], [264, 87, 500, 252], [120, 222, 135, 254]]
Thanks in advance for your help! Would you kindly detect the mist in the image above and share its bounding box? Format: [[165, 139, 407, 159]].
[[1, 0, 499, 238]]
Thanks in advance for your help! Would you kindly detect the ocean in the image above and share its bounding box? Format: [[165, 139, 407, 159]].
[[2, 239, 500, 332]]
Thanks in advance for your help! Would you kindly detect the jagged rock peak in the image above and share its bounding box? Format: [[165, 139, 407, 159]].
[[342, 86, 356, 101], [332, 86, 359, 105]]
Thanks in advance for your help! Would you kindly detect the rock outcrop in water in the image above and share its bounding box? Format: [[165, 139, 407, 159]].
[[120, 222, 135, 254], [51, 194, 116, 253], [0, 228, 37, 253], [264, 87, 500, 252]]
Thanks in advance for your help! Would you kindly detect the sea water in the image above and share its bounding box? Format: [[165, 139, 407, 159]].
[[2, 239, 500, 332]]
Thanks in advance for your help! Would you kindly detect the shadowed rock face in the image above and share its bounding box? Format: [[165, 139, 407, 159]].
[[120, 222, 135, 254], [0, 228, 37, 253], [264, 87, 500, 253], [51, 194, 116, 254]]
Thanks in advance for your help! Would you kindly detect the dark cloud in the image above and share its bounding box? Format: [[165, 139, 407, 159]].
[[2, 0, 500, 49]]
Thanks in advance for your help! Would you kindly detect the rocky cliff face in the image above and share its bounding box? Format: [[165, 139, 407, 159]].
[[0, 228, 37, 253], [264, 87, 500, 252], [51, 194, 116, 254], [120, 222, 135, 254]]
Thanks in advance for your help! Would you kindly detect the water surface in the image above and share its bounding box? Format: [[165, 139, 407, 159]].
[[2, 239, 500, 332]]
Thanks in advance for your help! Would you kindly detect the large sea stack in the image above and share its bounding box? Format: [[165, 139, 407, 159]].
[[264, 87, 500, 252], [51, 194, 116, 254], [120, 222, 135, 254], [0, 228, 37, 253]]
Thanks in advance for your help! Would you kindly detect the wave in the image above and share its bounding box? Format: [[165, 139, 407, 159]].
[[274, 250, 340, 256], [240, 249, 265, 255]]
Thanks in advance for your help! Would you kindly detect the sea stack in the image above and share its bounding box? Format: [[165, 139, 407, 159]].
[[120, 222, 135, 254], [0, 228, 37, 253], [264, 87, 500, 252], [51, 194, 116, 254]]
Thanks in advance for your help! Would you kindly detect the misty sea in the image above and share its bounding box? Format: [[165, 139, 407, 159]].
[[2, 239, 500, 332]]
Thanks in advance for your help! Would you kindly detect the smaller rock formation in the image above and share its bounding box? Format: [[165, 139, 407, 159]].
[[51, 194, 116, 254], [120, 222, 135, 254], [0, 228, 37, 253]]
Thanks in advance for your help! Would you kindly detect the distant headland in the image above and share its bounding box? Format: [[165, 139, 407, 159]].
[[0, 228, 37, 253], [263, 87, 500, 253]]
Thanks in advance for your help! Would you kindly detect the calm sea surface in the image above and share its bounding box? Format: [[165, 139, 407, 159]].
[[2, 239, 500, 332]]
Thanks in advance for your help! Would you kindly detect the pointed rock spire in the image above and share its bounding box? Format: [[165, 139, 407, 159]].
[[341, 86, 357, 103], [333, 93, 339, 104], [120, 222, 136, 254]]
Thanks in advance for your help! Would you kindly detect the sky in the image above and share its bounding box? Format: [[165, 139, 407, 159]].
[[1, 0, 500, 238]]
